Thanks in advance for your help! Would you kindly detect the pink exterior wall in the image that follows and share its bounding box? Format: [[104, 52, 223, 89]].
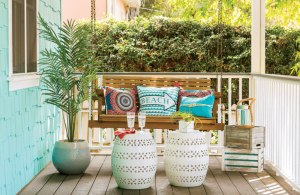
[[62, 0, 107, 22], [62, 0, 126, 22], [115, 0, 126, 20]]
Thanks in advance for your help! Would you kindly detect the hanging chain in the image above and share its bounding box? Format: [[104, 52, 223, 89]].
[[217, 0, 223, 93]]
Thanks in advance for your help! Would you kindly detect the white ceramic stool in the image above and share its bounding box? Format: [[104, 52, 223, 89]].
[[111, 131, 157, 189], [164, 130, 209, 187]]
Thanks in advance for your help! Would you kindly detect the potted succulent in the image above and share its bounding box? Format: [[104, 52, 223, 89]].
[[39, 14, 97, 174], [171, 111, 202, 133]]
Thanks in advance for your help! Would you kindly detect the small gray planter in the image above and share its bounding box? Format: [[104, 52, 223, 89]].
[[52, 139, 91, 175]]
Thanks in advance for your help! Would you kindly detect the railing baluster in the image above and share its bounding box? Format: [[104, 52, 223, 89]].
[[228, 78, 232, 125], [110, 128, 114, 147], [239, 78, 243, 101], [100, 128, 103, 147], [164, 129, 167, 147], [78, 103, 82, 139], [154, 129, 157, 145], [217, 76, 222, 148], [88, 81, 92, 147]]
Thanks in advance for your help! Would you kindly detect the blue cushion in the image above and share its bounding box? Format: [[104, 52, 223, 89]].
[[178, 94, 215, 118], [137, 86, 179, 116]]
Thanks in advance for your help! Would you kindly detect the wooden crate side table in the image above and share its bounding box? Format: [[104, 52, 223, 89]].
[[221, 148, 264, 173], [224, 126, 265, 149]]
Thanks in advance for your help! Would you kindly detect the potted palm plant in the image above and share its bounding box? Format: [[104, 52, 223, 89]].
[[171, 111, 202, 133], [39, 14, 97, 174]]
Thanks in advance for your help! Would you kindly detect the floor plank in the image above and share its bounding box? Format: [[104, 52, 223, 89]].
[[172, 186, 190, 195], [123, 189, 140, 195], [37, 173, 67, 195], [55, 156, 96, 195], [54, 174, 83, 195], [19, 155, 300, 195], [20, 163, 57, 195], [241, 172, 273, 195], [72, 156, 106, 195], [105, 175, 123, 195], [209, 156, 240, 195], [89, 156, 113, 195], [189, 185, 207, 195], [264, 164, 299, 195], [202, 167, 223, 195], [140, 169, 156, 195], [215, 156, 257, 195], [255, 171, 289, 195], [156, 156, 173, 195]]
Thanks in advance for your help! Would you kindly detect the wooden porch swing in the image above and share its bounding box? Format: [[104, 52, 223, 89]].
[[88, 0, 225, 131]]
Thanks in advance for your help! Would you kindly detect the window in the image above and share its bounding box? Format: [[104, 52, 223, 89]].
[[12, 0, 37, 74], [7, 0, 40, 91]]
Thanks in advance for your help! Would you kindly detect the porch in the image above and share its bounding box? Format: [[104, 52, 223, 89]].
[[19, 155, 299, 195]]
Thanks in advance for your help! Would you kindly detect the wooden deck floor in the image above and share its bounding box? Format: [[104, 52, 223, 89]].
[[19, 155, 300, 195]]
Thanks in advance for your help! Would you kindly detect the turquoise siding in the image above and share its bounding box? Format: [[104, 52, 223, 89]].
[[0, 0, 61, 195]]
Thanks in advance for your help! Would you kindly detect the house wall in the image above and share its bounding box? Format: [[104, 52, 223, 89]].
[[62, 0, 107, 22], [0, 0, 61, 195], [62, 0, 126, 22]]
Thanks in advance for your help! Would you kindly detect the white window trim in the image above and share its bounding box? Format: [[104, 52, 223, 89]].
[[7, 0, 40, 91]]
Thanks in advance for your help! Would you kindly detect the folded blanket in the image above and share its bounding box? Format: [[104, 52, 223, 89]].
[[114, 129, 136, 139]]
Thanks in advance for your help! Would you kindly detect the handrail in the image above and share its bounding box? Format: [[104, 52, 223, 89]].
[[252, 73, 300, 82]]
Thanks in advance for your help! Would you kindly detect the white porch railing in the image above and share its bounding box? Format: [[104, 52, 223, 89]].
[[253, 74, 300, 192], [76, 72, 252, 151]]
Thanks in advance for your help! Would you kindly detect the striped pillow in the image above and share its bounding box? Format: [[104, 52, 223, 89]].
[[137, 86, 179, 116]]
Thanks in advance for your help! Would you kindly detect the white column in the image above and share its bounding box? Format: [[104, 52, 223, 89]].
[[251, 0, 265, 74]]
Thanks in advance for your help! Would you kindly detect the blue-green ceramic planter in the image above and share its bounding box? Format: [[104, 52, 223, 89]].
[[52, 139, 91, 175]]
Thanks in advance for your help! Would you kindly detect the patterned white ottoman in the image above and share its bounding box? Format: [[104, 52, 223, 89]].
[[164, 131, 209, 187], [111, 131, 157, 189]]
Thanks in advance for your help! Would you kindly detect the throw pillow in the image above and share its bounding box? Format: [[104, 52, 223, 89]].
[[137, 86, 179, 116], [178, 94, 215, 118], [177, 89, 215, 109], [105, 86, 138, 115]]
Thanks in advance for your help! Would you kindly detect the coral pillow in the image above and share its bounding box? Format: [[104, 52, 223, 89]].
[[177, 89, 215, 110], [105, 86, 138, 115], [137, 86, 179, 116]]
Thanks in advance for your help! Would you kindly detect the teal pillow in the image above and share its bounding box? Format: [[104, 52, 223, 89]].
[[137, 86, 179, 116], [178, 94, 215, 118]]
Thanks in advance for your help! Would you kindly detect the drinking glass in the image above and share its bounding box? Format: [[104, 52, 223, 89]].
[[138, 111, 146, 132], [127, 112, 135, 130]]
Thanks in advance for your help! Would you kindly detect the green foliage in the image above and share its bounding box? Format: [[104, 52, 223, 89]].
[[291, 37, 300, 76], [171, 111, 202, 127], [79, 17, 299, 76], [140, 0, 300, 28], [39, 15, 98, 142]]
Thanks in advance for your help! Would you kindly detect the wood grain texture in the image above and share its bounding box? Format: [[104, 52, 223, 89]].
[[241, 172, 273, 195], [89, 156, 113, 195], [105, 175, 123, 195], [156, 156, 173, 195], [20, 155, 300, 195], [36, 173, 67, 195], [209, 156, 240, 195], [216, 156, 257, 195], [72, 156, 106, 195], [189, 185, 207, 195], [90, 78, 224, 132], [19, 163, 57, 195], [255, 170, 289, 195], [172, 186, 190, 195], [225, 126, 265, 149], [264, 164, 300, 195], [202, 167, 223, 195]]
